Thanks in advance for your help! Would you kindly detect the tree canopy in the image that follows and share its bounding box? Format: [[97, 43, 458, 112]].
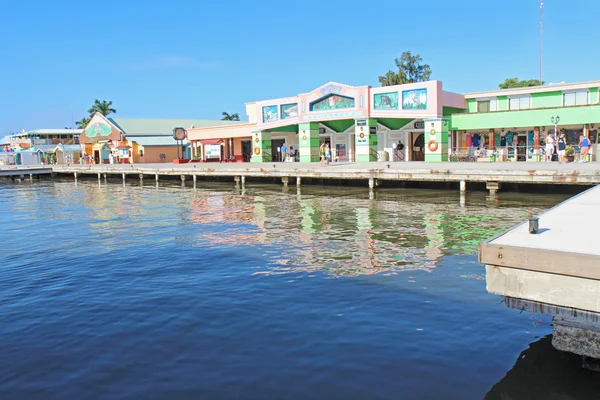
[[88, 99, 117, 116], [75, 117, 90, 129], [378, 51, 432, 87], [221, 112, 240, 121], [499, 78, 543, 89], [75, 99, 117, 129]]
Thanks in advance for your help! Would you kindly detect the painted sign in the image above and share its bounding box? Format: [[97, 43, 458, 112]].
[[205, 144, 221, 159], [356, 119, 367, 127], [414, 121, 424, 129], [357, 132, 367, 144], [320, 84, 343, 96], [319, 127, 326, 134], [310, 94, 355, 112], [374, 92, 399, 110], [173, 127, 187, 140], [281, 103, 298, 120], [86, 122, 111, 137], [402, 89, 427, 110], [262, 105, 278, 123], [369, 126, 377, 135]]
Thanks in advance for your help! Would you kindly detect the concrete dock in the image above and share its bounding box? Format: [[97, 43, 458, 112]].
[[45, 161, 600, 193], [480, 185, 600, 367], [0, 166, 53, 180]]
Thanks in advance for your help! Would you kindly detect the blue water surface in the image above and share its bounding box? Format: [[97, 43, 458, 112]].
[[0, 180, 597, 400]]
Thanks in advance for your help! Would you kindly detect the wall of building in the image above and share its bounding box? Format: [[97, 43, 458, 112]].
[[450, 104, 600, 130], [139, 146, 180, 163]]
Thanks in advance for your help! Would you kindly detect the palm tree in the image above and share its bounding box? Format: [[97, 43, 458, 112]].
[[76, 117, 90, 129], [88, 99, 117, 116], [221, 112, 240, 121]]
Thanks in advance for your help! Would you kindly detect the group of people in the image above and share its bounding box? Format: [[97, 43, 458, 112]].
[[544, 132, 591, 163], [319, 142, 332, 166]]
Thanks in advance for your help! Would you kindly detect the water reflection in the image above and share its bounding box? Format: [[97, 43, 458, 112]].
[[185, 185, 562, 277], [486, 336, 600, 399]]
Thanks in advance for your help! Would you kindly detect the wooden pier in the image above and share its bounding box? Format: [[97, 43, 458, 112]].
[[480, 185, 600, 367], [45, 161, 600, 194]]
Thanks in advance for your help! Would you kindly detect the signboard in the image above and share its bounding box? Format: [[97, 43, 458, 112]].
[[173, 127, 187, 141], [356, 119, 367, 127], [369, 126, 377, 135], [205, 144, 221, 159], [414, 121, 424, 129], [319, 127, 326, 135]]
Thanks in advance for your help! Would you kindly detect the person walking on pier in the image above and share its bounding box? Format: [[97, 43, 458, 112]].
[[281, 142, 287, 163], [557, 133, 567, 164], [579, 133, 590, 163], [545, 134, 555, 162], [325, 144, 331, 166], [320, 142, 326, 166]]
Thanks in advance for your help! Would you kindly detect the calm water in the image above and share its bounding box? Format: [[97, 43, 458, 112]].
[[1, 179, 598, 399]]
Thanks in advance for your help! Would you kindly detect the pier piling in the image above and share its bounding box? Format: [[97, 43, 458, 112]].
[[282, 176, 289, 187], [486, 181, 500, 196], [241, 176, 246, 187], [155, 173, 159, 184], [103, 173, 107, 183], [234, 176, 241, 187], [74, 172, 77, 182], [139, 173, 144, 185], [193, 174, 197, 188], [460, 180, 466, 193], [181, 175, 185, 186], [296, 176, 301, 187], [29, 174, 33, 182], [122, 173, 126, 183]]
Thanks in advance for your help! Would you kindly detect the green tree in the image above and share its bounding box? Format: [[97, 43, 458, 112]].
[[221, 112, 240, 121], [88, 99, 117, 116], [76, 117, 90, 129], [378, 51, 432, 87], [499, 78, 543, 89]]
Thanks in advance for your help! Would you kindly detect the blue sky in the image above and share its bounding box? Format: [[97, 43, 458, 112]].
[[1, 0, 599, 133]]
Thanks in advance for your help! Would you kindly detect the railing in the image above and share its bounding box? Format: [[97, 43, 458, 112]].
[[262, 151, 272, 162], [369, 148, 381, 161], [449, 145, 595, 162]]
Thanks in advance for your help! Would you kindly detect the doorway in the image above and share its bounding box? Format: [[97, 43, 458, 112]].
[[241, 140, 251, 162], [94, 150, 100, 164], [271, 139, 285, 162], [411, 132, 425, 161]]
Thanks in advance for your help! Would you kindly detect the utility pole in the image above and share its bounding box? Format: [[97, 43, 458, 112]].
[[540, 0, 544, 86]]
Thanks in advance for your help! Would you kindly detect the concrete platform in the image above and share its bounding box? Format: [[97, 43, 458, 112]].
[[51, 161, 600, 186], [0, 166, 52, 178], [480, 185, 600, 363]]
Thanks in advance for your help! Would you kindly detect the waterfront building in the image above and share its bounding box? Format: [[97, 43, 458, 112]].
[[79, 113, 242, 164], [187, 80, 600, 163], [9, 128, 82, 151]]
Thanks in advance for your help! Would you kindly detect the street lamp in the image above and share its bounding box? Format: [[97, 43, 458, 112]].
[[551, 115, 560, 135]]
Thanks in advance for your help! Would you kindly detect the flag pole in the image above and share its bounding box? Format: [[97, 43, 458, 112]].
[[540, 0, 544, 86]]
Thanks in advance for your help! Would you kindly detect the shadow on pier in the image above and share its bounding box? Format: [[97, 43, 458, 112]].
[[486, 335, 600, 400]]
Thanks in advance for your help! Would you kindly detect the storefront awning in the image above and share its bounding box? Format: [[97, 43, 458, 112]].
[[200, 138, 224, 145]]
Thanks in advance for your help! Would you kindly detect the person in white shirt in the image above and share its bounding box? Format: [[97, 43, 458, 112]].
[[545, 134, 555, 162]]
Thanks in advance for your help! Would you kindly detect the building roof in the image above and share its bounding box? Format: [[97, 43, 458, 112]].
[[463, 80, 600, 99], [0, 136, 10, 145], [19, 129, 83, 136], [127, 136, 181, 147], [108, 118, 244, 136]]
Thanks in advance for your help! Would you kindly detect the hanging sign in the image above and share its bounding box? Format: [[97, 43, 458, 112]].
[[173, 127, 187, 140], [414, 121, 424, 129], [319, 127, 326, 134]]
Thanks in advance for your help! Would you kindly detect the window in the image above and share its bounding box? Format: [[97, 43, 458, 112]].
[[563, 91, 588, 106], [509, 96, 530, 110], [477, 99, 497, 113]]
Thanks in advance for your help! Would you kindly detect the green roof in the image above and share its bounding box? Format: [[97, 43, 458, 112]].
[[108, 118, 244, 136]]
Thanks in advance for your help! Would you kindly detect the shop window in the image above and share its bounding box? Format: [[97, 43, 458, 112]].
[[563, 91, 588, 106], [509, 96, 530, 110], [477, 99, 497, 113]]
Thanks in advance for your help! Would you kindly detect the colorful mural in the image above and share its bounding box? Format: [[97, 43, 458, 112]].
[[402, 89, 427, 110], [310, 94, 355, 112], [281, 103, 298, 120], [374, 92, 399, 110], [86, 122, 112, 137], [262, 105, 278, 123]]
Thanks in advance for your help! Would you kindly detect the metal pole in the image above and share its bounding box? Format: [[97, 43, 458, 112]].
[[540, 0, 544, 86]]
